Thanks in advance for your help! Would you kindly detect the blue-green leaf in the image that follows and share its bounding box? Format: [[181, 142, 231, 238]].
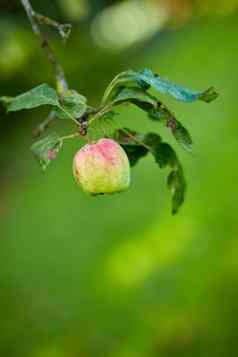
[[133, 69, 218, 103]]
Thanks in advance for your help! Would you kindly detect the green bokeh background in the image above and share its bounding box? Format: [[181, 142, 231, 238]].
[[0, 1, 238, 356]]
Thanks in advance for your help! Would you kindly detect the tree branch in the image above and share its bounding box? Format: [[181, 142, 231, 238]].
[[20, 0, 72, 136], [20, 0, 70, 94]]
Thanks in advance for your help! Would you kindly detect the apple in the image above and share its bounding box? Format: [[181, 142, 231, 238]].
[[73, 138, 130, 195]]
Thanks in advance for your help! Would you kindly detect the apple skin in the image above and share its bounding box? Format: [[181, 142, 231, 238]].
[[73, 138, 131, 195]]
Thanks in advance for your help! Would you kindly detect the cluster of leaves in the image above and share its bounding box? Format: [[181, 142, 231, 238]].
[[114, 128, 185, 214], [0, 68, 218, 214]]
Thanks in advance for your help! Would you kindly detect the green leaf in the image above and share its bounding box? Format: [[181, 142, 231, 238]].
[[101, 110, 119, 121], [31, 134, 63, 172], [144, 134, 185, 213], [168, 168, 186, 215], [55, 89, 87, 120], [143, 132, 162, 148], [132, 68, 219, 103], [114, 128, 145, 145], [0, 96, 13, 108], [112, 87, 157, 109], [7, 84, 60, 112], [114, 128, 186, 214], [102, 70, 150, 105], [150, 142, 177, 169], [149, 141, 185, 214], [150, 142, 186, 214], [114, 128, 148, 166], [199, 87, 219, 103], [149, 103, 192, 152], [172, 122, 192, 151], [123, 145, 148, 167], [63, 90, 87, 106]]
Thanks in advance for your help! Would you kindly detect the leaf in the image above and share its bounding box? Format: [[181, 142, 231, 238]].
[[31, 134, 63, 171], [123, 145, 148, 167], [150, 142, 186, 214], [143, 132, 162, 148], [0, 96, 13, 108], [101, 110, 119, 120], [112, 87, 157, 109], [63, 90, 87, 106], [114, 128, 145, 146], [101, 70, 150, 105], [8, 85, 59, 112], [114, 128, 186, 214], [150, 142, 177, 169], [114, 128, 148, 166], [147, 138, 186, 214], [199, 87, 219, 103], [110, 85, 158, 113], [132, 68, 219, 103], [7, 84, 60, 112], [149, 103, 193, 152], [55, 89, 87, 120], [149, 141, 185, 214], [168, 168, 186, 215], [172, 122, 192, 151]]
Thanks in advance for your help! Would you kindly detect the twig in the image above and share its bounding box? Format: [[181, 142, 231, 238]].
[[60, 132, 80, 141], [88, 104, 114, 126], [33, 110, 56, 138], [33, 13, 72, 42], [20, 0, 69, 94]]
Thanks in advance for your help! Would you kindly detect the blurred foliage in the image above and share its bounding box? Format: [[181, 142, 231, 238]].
[[0, 1, 238, 357]]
